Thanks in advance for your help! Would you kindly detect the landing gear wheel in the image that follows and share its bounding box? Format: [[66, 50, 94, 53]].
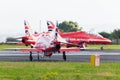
[[63, 51, 66, 61], [30, 51, 33, 61], [37, 53, 39, 61], [31, 46, 33, 48]]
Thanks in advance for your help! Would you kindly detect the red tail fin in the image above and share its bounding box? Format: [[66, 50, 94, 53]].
[[47, 21, 55, 31], [24, 20, 33, 36]]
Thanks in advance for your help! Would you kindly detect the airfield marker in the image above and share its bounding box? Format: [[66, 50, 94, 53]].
[[90, 55, 100, 66]]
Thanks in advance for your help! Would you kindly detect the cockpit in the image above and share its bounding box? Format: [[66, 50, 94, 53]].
[[87, 32, 103, 38]]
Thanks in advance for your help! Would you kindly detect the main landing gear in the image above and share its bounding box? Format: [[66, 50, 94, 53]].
[[63, 51, 66, 61], [37, 53, 40, 61], [29, 52, 40, 61], [29, 51, 67, 61], [100, 44, 104, 50], [29, 51, 33, 61]]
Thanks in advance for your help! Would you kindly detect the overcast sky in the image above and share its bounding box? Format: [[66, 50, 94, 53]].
[[0, 0, 120, 42]]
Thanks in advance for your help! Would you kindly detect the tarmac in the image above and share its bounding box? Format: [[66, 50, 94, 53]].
[[0, 50, 120, 62]]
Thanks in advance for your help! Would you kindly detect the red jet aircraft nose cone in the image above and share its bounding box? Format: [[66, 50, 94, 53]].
[[104, 38, 112, 44], [108, 39, 112, 44]]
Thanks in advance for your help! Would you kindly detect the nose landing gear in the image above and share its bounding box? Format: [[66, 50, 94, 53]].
[[29, 51, 33, 61]]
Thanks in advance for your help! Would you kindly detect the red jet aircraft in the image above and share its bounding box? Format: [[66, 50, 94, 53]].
[[19, 20, 111, 50], [58, 30, 112, 48], [20, 21, 80, 61], [17, 20, 40, 47]]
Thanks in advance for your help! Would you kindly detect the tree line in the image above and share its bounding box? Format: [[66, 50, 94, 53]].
[[99, 29, 120, 40], [99, 29, 120, 44], [57, 21, 82, 32]]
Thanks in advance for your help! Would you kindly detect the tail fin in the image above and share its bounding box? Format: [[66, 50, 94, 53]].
[[24, 20, 33, 36], [47, 21, 63, 35], [47, 21, 66, 43], [47, 21, 55, 31]]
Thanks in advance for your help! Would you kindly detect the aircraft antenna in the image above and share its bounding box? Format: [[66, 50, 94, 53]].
[[39, 20, 41, 32]]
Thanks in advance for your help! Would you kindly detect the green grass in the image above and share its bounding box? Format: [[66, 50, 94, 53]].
[[87, 44, 120, 50], [0, 62, 120, 80], [0, 44, 28, 50]]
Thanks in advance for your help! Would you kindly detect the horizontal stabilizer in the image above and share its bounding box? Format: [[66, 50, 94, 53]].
[[60, 48, 80, 52], [4, 48, 43, 52], [20, 48, 43, 52]]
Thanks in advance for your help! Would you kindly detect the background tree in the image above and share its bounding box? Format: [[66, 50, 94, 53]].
[[99, 32, 110, 39], [99, 29, 120, 44], [111, 29, 120, 39], [111, 29, 120, 44], [58, 21, 82, 32]]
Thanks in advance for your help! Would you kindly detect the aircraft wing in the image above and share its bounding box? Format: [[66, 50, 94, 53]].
[[59, 48, 80, 52], [4, 47, 80, 52], [19, 48, 43, 52], [20, 48, 80, 53], [4, 48, 43, 52]]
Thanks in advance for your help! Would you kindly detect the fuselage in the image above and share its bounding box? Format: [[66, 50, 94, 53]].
[[34, 31, 61, 56], [59, 31, 112, 45], [21, 33, 40, 46]]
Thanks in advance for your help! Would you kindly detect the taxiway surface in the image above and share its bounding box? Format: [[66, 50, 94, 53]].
[[0, 50, 120, 62]]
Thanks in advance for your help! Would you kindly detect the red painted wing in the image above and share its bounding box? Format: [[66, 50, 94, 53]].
[[59, 48, 80, 52], [20, 48, 43, 52]]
